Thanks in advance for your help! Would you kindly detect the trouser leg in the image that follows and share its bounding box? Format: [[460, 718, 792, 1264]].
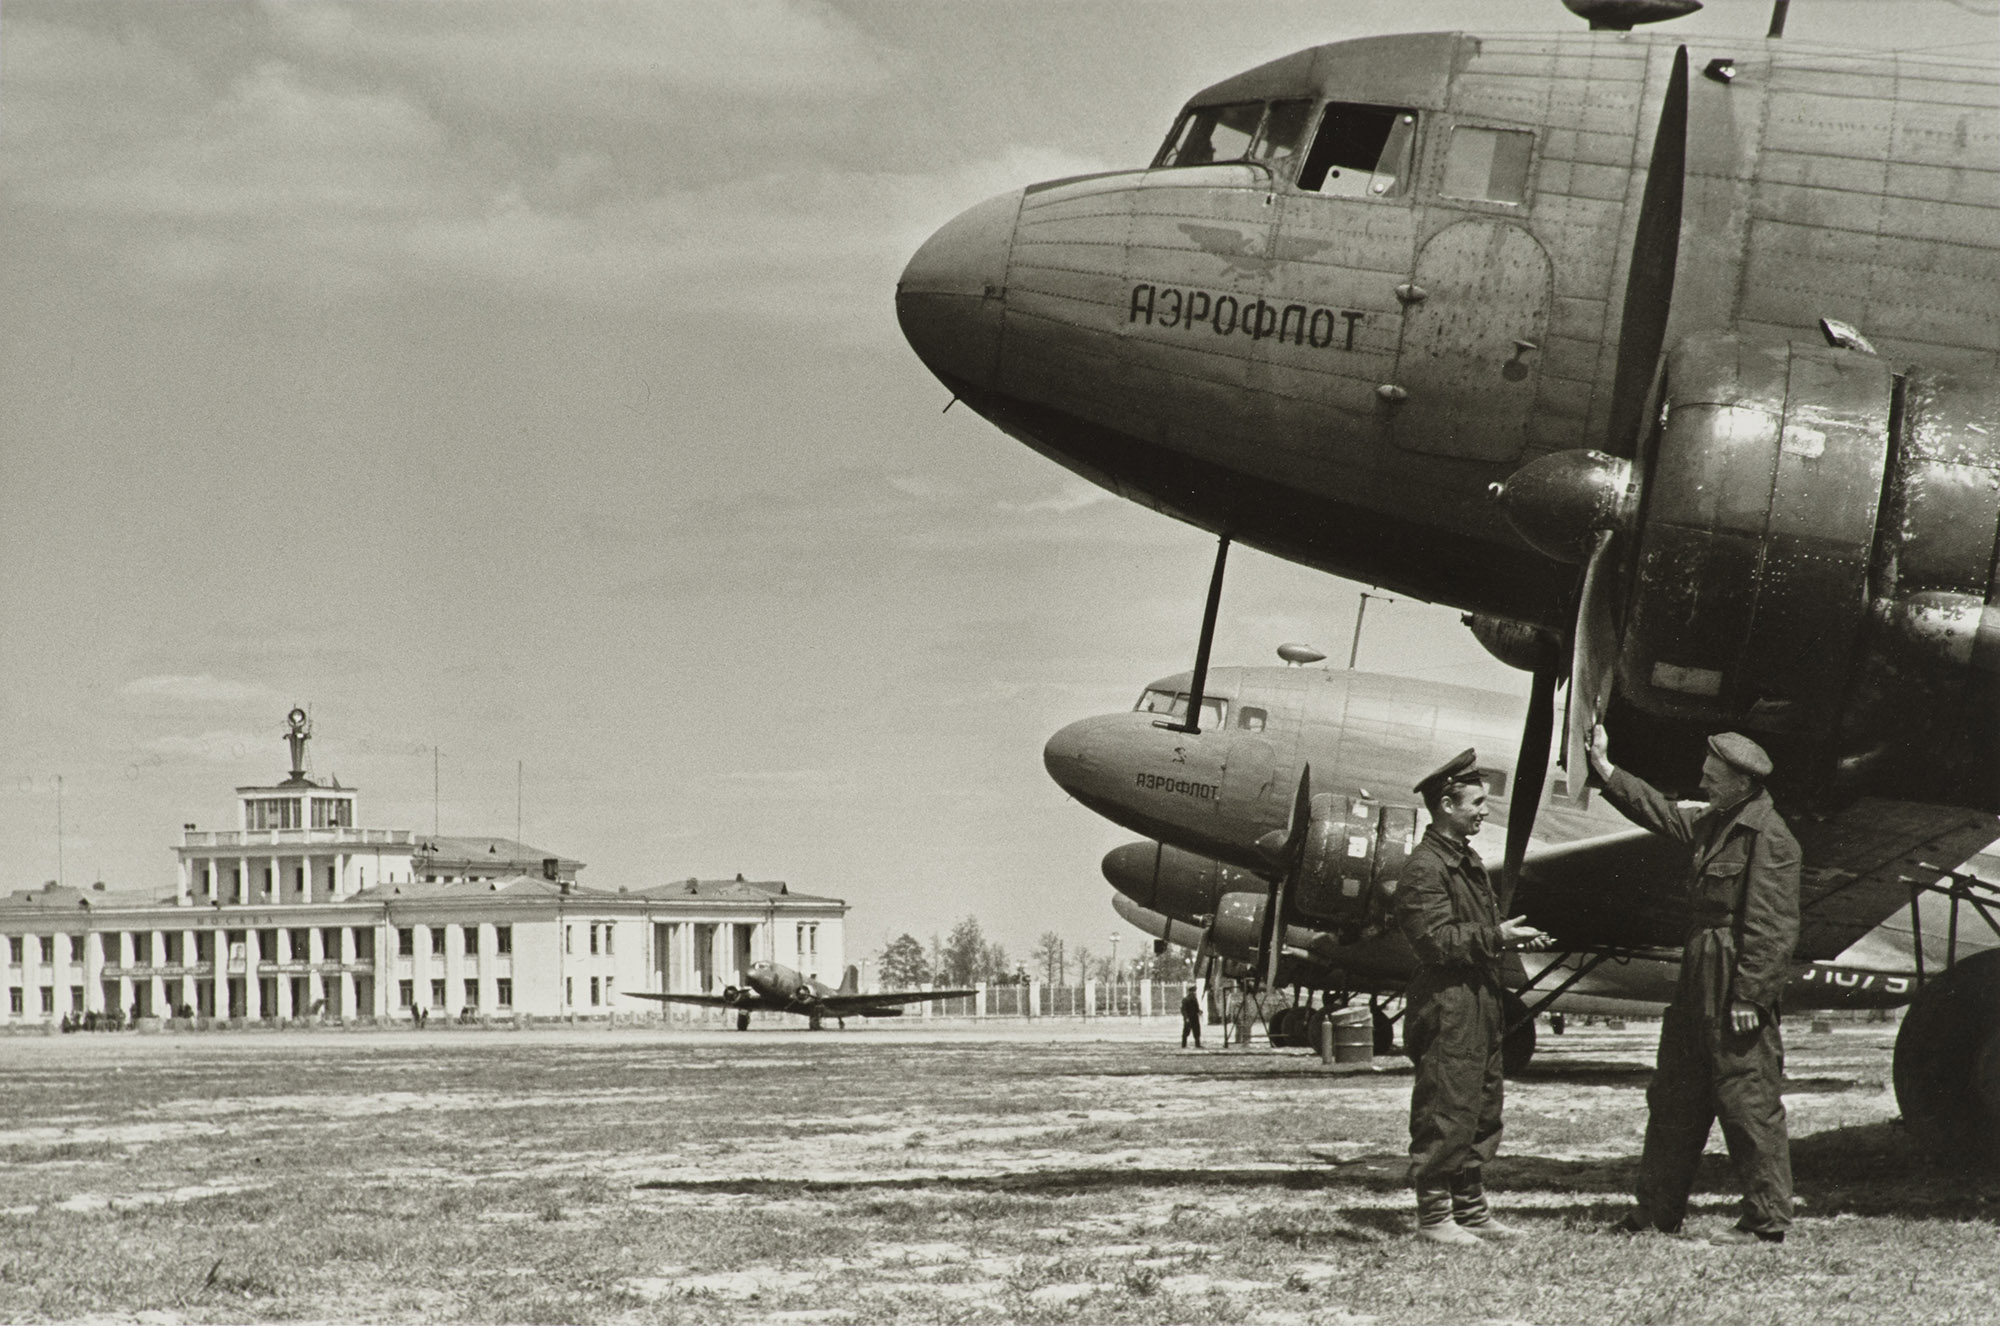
[[1714, 1019, 1793, 1233], [1634, 1004, 1715, 1232], [1407, 985, 1501, 1188]]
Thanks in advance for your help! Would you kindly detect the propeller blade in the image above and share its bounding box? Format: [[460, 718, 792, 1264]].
[[1501, 665, 1558, 913], [1258, 764, 1312, 990], [1564, 529, 1620, 801], [1605, 44, 1688, 458]]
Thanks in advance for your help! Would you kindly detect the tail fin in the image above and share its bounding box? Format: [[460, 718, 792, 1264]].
[[839, 965, 859, 996]]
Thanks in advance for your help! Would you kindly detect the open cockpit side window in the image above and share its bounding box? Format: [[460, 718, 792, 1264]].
[[1156, 99, 1313, 171], [1296, 103, 1418, 198]]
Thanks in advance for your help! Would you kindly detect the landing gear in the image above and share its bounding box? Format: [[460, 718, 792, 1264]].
[[808, 1012, 824, 1031], [736, 1010, 751, 1032], [1893, 948, 2000, 1169]]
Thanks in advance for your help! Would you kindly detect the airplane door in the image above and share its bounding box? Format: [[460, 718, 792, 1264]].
[[1391, 220, 1551, 462], [1219, 738, 1278, 834]]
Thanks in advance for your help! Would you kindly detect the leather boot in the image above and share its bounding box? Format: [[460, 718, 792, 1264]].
[[1451, 1169, 1526, 1241], [1416, 1184, 1482, 1245]]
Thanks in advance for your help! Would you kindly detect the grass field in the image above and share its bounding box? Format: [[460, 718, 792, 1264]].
[[0, 1019, 1994, 1324]]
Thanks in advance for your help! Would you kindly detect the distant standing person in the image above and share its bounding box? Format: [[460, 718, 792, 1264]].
[[1589, 726, 1800, 1245], [1396, 749, 1552, 1245], [1180, 987, 1203, 1048]]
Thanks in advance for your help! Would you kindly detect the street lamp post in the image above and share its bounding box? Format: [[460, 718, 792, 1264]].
[[1108, 934, 1120, 1014]]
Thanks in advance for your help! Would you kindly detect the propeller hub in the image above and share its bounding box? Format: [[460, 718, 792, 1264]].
[[1491, 449, 1637, 564]]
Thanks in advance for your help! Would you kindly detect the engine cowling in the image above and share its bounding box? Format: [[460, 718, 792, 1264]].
[[1291, 793, 1418, 934], [1500, 331, 2000, 804]]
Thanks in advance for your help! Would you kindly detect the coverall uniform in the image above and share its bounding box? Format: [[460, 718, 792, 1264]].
[[1180, 990, 1203, 1048], [1395, 825, 1508, 1225], [1603, 767, 1801, 1236]]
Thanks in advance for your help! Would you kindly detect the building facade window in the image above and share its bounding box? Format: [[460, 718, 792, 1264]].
[[463, 927, 479, 956], [399, 980, 414, 1009], [589, 925, 599, 956], [247, 797, 301, 831], [463, 978, 478, 1008], [164, 933, 182, 964], [290, 929, 310, 961], [398, 928, 414, 957], [603, 926, 613, 956], [430, 979, 445, 1009], [7, 989, 19, 1014], [195, 933, 214, 963], [496, 978, 512, 1008], [134, 932, 152, 964], [495, 926, 512, 955], [8, 936, 21, 964], [430, 929, 446, 957], [590, 977, 601, 1006], [322, 927, 344, 962], [564, 926, 573, 955], [565, 977, 573, 1007], [39, 987, 52, 1014]]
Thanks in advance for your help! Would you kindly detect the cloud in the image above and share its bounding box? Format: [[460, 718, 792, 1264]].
[[4, 5, 1110, 338], [138, 730, 265, 764], [120, 675, 281, 707]]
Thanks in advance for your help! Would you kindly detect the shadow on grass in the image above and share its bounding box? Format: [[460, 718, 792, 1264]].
[[1790, 1120, 2000, 1221]]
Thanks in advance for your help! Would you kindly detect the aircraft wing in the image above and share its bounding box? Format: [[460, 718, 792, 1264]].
[[814, 989, 978, 1016], [1514, 802, 1999, 961], [624, 991, 774, 1011]]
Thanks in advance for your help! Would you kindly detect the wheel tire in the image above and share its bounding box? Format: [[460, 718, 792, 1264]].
[[1306, 1007, 1329, 1054], [1893, 948, 2000, 1169], [1501, 992, 1537, 1078], [1268, 1005, 1300, 1048], [736, 1010, 751, 1032]]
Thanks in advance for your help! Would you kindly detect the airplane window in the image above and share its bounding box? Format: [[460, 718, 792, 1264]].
[[1133, 689, 1226, 727], [1441, 126, 1534, 205], [1253, 100, 1314, 171], [1297, 103, 1417, 198], [1157, 101, 1265, 168], [1238, 707, 1268, 732], [1476, 768, 1510, 798]]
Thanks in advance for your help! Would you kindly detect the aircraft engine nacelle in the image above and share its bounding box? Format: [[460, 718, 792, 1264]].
[[1211, 892, 1328, 962], [1500, 332, 2000, 799], [1289, 793, 1420, 934]]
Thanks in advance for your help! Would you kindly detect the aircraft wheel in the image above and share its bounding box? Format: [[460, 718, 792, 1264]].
[[1501, 992, 1537, 1078], [1305, 1007, 1328, 1052], [1267, 1006, 1299, 1048], [808, 1013, 823, 1031], [1373, 1003, 1401, 1057], [736, 1011, 751, 1032], [1893, 949, 2000, 1169]]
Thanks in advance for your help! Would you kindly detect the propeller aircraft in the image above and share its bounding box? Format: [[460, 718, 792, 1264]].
[[899, 0, 2000, 1162], [1064, 659, 1997, 1066], [626, 962, 976, 1031]]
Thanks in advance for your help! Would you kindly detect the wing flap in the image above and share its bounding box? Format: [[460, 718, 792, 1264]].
[[1791, 799, 1999, 959]]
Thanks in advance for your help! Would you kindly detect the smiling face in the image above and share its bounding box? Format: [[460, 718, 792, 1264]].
[[1437, 781, 1489, 842]]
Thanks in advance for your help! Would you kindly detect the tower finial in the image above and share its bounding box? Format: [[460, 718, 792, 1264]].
[[284, 707, 312, 783]]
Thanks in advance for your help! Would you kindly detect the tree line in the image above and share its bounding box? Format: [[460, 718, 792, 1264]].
[[876, 917, 1195, 990]]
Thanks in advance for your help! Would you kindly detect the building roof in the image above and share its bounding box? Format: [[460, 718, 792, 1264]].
[[410, 836, 583, 875], [0, 881, 172, 916], [351, 873, 588, 904], [622, 876, 844, 906]]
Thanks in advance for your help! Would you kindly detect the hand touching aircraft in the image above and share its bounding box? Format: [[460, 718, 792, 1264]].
[[626, 962, 976, 1031], [901, 1, 2000, 1162]]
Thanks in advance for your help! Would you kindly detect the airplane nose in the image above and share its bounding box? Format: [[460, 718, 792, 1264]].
[[1042, 715, 1103, 799], [1100, 841, 1163, 909], [896, 189, 1020, 393]]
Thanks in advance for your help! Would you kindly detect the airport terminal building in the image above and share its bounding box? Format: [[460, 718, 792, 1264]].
[[0, 712, 846, 1027]]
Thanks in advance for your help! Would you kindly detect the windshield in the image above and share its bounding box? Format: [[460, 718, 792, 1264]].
[[1156, 99, 1312, 171], [1135, 688, 1226, 728]]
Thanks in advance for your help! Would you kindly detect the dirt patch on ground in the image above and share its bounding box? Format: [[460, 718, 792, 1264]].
[[0, 1022, 1993, 1323]]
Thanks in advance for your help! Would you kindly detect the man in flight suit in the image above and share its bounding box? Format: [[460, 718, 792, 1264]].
[[1588, 727, 1800, 1245], [1396, 750, 1552, 1245]]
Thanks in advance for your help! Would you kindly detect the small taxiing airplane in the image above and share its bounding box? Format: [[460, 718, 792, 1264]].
[[1057, 655, 1998, 1072], [901, 0, 2000, 1162], [625, 962, 977, 1031]]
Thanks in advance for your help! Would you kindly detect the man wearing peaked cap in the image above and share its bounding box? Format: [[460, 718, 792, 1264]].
[[1588, 726, 1800, 1246], [1393, 748, 1553, 1246]]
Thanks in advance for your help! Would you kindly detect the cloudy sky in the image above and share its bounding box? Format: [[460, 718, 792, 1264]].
[[2, 0, 1993, 964]]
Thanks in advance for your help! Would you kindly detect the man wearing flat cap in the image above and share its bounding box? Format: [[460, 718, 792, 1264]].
[[1395, 749, 1552, 1245], [1587, 726, 1800, 1245]]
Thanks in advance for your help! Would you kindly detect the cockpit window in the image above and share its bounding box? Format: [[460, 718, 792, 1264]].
[[1156, 99, 1312, 171], [1297, 103, 1418, 198], [1135, 688, 1226, 729]]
